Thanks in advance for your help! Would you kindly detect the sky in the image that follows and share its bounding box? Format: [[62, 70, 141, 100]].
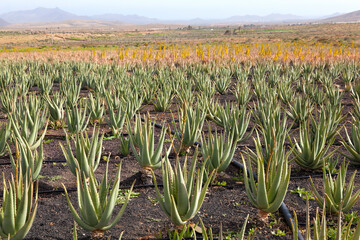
[[1, 0, 360, 19]]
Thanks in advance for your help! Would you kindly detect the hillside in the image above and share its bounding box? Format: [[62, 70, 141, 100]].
[[91, 14, 159, 24], [1, 19, 134, 30], [0, 7, 86, 24], [321, 10, 360, 23]]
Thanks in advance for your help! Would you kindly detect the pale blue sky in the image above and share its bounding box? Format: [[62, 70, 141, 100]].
[[2, 0, 360, 19]]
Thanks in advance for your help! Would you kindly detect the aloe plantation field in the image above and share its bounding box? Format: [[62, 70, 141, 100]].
[[1, 24, 360, 240]]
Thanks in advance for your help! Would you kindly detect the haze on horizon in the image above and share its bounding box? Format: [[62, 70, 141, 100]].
[[1, 0, 360, 20]]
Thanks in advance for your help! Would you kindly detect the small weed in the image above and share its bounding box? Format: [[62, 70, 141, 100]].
[[104, 135, 117, 141], [290, 187, 315, 200], [223, 231, 239, 239], [48, 176, 63, 182], [232, 172, 244, 182], [147, 196, 159, 205], [38, 175, 63, 182], [271, 229, 286, 237], [268, 213, 281, 229], [44, 139, 54, 144], [215, 180, 227, 186], [344, 211, 360, 224], [327, 227, 337, 240], [116, 189, 140, 205], [248, 228, 257, 239]]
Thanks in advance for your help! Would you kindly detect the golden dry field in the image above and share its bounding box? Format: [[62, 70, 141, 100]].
[[1, 23, 360, 64]]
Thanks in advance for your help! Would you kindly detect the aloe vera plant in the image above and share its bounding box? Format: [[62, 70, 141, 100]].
[[38, 75, 53, 95], [121, 89, 142, 117], [152, 149, 214, 227], [198, 215, 248, 240], [248, 127, 286, 169], [174, 104, 205, 152], [342, 66, 356, 92], [105, 89, 123, 110], [153, 87, 174, 112], [212, 103, 251, 143], [286, 95, 313, 126], [195, 74, 215, 99], [194, 74, 212, 93], [9, 96, 48, 150], [201, 126, 236, 177], [65, 103, 89, 135], [87, 92, 105, 124], [253, 78, 269, 101], [310, 161, 360, 214], [44, 92, 65, 128], [290, 119, 337, 170], [0, 123, 11, 156], [252, 96, 281, 132], [59, 127, 104, 177], [0, 172, 38, 240], [232, 81, 252, 106], [141, 79, 157, 104], [128, 115, 168, 183], [291, 197, 360, 240], [277, 77, 294, 105], [340, 117, 360, 165], [0, 88, 17, 114], [317, 103, 345, 143], [62, 161, 134, 238], [352, 95, 360, 120], [305, 85, 328, 105], [61, 79, 82, 107], [9, 140, 44, 182], [197, 94, 218, 120], [176, 81, 194, 107], [325, 85, 343, 106], [215, 74, 232, 95], [106, 100, 128, 138], [242, 138, 291, 220], [292, 197, 326, 240]]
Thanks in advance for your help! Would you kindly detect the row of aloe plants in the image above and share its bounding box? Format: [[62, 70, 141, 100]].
[[0, 60, 360, 239], [2, 103, 360, 239]]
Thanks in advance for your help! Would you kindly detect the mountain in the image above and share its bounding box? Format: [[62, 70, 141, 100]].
[[0, 7, 87, 24], [222, 14, 305, 23], [321, 10, 360, 23], [0, 7, 352, 27], [3, 19, 132, 30], [0, 18, 9, 26], [91, 14, 160, 24], [318, 12, 342, 19], [156, 14, 306, 25]]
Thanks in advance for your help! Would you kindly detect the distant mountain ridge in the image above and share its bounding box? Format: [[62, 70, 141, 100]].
[[92, 14, 159, 25], [321, 10, 360, 22], [0, 7, 356, 26], [0, 7, 87, 24]]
